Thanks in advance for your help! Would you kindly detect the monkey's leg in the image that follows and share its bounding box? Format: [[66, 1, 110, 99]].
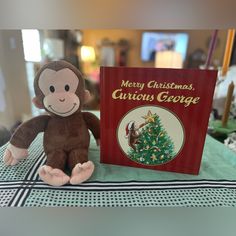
[[68, 148, 94, 185], [130, 143, 136, 151], [38, 150, 70, 186]]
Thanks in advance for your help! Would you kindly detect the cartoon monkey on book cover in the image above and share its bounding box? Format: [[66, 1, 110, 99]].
[[3, 61, 100, 186], [125, 121, 146, 151]]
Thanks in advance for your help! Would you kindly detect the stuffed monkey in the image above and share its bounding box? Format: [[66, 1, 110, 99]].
[[3, 60, 100, 186]]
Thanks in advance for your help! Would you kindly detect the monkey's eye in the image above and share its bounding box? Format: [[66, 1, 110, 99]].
[[65, 84, 70, 92], [49, 86, 55, 93]]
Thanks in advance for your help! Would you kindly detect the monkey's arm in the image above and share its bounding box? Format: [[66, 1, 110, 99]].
[[10, 115, 50, 148], [82, 112, 100, 144], [139, 123, 147, 129], [4, 115, 50, 166], [132, 133, 140, 138]]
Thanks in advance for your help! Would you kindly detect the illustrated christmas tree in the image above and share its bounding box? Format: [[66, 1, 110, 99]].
[[127, 110, 176, 165]]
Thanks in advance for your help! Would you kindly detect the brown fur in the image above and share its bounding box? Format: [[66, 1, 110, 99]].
[[10, 61, 100, 171]]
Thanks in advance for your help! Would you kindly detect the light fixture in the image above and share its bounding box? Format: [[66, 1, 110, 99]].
[[80, 46, 95, 62], [155, 50, 183, 69]]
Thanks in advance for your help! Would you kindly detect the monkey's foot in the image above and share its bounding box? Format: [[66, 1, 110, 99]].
[[38, 165, 70, 186], [70, 161, 95, 185]]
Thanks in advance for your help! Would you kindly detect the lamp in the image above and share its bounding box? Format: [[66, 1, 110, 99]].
[[81, 46, 96, 62], [155, 50, 183, 69]]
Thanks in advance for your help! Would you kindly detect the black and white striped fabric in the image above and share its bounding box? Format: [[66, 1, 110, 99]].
[[1, 134, 236, 207], [0, 179, 236, 207]]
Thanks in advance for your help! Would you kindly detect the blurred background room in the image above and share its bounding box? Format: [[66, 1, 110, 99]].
[[1, 29, 236, 147]]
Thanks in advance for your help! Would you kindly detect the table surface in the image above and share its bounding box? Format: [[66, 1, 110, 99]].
[[0, 112, 236, 206]]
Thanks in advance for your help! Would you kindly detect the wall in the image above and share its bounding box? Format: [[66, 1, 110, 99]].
[[0, 30, 31, 129], [82, 29, 153, 69], [186, 30, 227, 67], [82, 29, 227, 68]]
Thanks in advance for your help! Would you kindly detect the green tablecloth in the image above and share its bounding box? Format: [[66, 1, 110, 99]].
[[0, 113, 236, 207], [91, 134, 236, 181]]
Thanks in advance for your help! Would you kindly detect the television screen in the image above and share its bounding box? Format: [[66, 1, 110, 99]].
[[141, 32, 189, 62]]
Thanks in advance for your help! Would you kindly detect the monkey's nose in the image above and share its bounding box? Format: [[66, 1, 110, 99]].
[[59, 98, 65, 102]]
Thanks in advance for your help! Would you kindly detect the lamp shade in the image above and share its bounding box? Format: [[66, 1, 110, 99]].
[[81, 46, 96, 62], [155, 50, 183, 68]]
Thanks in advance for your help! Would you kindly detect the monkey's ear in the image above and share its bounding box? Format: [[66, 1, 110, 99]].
[[32, 97, 44, 109], [84, 90, 91, 103]]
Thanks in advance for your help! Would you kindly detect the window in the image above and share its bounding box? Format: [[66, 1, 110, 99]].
[[21, 30, 42, 116], [21, 29, 41, 62]]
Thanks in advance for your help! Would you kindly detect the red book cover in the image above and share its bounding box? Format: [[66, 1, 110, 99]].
[[100, 67, 217, 175]]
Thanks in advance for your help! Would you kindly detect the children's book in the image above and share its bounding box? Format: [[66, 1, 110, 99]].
[[100, 67, 217, 174]]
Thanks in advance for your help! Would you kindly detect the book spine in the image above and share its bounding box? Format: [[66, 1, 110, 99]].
[[99, 67, 105, 163]]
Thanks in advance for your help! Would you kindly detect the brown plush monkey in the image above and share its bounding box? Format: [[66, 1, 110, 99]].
[[3, 61, 100, 186]]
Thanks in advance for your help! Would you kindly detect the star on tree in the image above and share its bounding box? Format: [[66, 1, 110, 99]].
[[142, 110, 157, 123]]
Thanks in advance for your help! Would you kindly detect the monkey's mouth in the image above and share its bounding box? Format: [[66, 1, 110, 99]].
[[48, 103, 77, 115]]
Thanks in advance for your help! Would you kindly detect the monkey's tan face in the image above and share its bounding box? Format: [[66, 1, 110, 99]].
[[39, 68, 80, 117]]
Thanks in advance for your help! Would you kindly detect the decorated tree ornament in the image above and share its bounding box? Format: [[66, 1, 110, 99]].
[[150, 154, 157, 161], [139, 157, 145, 162]]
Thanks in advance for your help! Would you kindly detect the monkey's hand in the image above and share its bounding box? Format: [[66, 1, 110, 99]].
[[96, 139, 100, 146], [3, 144, 28, 166]]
